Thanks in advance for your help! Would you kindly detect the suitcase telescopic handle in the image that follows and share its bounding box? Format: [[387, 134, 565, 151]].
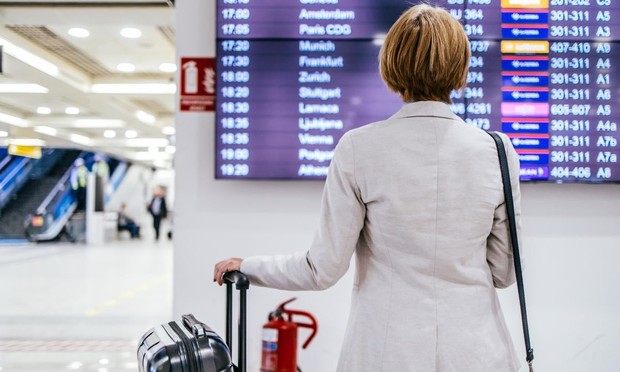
[[224, 271, 250, 290], [223, 271, 249, 372]]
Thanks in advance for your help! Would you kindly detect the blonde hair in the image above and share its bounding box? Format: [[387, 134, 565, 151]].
[[379, 4, 470, 103]]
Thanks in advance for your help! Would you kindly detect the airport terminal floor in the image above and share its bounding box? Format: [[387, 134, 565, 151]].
[[0, 239, 173, 372]]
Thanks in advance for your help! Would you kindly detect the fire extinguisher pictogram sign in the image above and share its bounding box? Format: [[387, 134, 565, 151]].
[[179, 57, 216, 112]]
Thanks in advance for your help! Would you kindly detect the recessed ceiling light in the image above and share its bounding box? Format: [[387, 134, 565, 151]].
[[37, 107, 51, 115], [117, 63, 136, 73], [125, 130, 138, 138], [165, 145, 176, 154], [0, 130, 8, 138], [159, 63, 177, 73], [148, 145, 159, 153], [68, 28, 90, 38], [103, 130, 116, 138], [161, 126, 175, 135], [120, 28, 142, 38], [65, 107, 80, 115]]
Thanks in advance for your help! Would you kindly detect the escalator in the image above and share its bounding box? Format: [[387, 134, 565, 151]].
[[25, 155, 129, 242], [0, 150, 81, 240]]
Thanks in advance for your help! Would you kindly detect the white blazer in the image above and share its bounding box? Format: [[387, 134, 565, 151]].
[[241, 101, 523, 372]]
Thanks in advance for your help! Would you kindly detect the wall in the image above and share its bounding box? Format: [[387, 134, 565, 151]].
[[175, 1, 620, 371]]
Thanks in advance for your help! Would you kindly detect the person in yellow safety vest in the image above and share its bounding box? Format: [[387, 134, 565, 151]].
[[71, 158, 88, 211], [92, 154, 111, 203], [91, 154, 109, 180]]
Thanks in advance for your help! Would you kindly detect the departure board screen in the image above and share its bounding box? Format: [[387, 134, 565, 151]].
[[215, 0, 620, 182]]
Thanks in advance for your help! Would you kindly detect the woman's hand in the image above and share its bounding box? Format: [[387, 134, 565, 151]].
[[213, 258, 243, 285]]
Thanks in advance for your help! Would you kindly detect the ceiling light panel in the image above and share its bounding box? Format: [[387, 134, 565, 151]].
[[120, 28, 142, 39], [0, 84, 49, 94], [73, 119, 125, 128], [34, 126, 58, 136], [132, 151, 173, 161], [65, 107, 80, 115], [9, 138, 46, 147], [136, 110, 156, 124], [68, 28, 90, 38], [103, 130, 116, 138], [42, 24, 174, 75], [126, 138, 168, 147], [159, 63, 177, 73], [117, 63, 136, 73], [161, 126, 176, 135], [70, 133, 92, 146], [90, 84, 176, 95], [37, 107, 52, 115], [0, 112, 27, 127], [0, 37, 60, 77], [125, 130, 138, 138]]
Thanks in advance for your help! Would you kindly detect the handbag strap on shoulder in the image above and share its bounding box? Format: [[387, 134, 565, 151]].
[[487, 131, 534, 370]]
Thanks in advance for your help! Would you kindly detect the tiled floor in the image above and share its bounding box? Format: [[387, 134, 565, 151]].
[[0, 239, 173, 371]]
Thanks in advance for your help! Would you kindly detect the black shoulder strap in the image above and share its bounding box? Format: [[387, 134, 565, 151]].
[[487, 131, 534, 371]]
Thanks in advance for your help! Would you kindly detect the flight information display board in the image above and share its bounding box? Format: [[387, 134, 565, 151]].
[[215, 0, 620, 182]]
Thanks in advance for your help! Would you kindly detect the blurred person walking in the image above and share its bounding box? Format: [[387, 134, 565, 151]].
[[70, 158, 88, 211], [147, 186, 168, 241]]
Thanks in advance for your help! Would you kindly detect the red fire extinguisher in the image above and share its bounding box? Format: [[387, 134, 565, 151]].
[[260, 298, 318, 372]]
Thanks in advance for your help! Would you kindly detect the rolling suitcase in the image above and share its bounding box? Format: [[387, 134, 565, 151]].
[[137, 271, 249, 372]]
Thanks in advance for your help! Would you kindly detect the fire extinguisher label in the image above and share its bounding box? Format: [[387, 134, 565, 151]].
[[262, 328, 278, 351], [263, 328, 278, 342]]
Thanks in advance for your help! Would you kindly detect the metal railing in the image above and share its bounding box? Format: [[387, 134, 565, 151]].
[[0, 155, 12, 174], [0, 157, 34, 211]]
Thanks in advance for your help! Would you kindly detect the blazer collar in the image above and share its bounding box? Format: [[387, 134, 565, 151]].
[[389, 101, 460, 121]]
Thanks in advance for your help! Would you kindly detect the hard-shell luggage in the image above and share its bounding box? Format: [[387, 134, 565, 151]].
[[137, 271, 249, 372]]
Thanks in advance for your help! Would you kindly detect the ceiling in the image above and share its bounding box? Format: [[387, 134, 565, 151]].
[[0, 0, 176, 168]]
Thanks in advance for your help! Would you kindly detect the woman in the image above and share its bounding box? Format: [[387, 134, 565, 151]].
[[215, 4, 522, 371]]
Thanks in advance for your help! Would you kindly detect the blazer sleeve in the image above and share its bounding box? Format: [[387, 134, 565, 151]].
[[241, 132, 366, 290], [486, 133, 523, 289], [161, 198, 168, 218]]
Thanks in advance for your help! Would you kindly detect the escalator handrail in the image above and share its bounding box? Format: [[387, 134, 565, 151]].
[[106, 161, 128, 200], [35, 164, 74, 215], [27, 194, 77, 241], [0, 157, 31, 191], [35, 151, 87, 215], [0, 155, 12, 174]]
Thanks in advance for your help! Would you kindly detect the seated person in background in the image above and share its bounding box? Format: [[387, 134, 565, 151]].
[[117, 203, 140, 239]]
